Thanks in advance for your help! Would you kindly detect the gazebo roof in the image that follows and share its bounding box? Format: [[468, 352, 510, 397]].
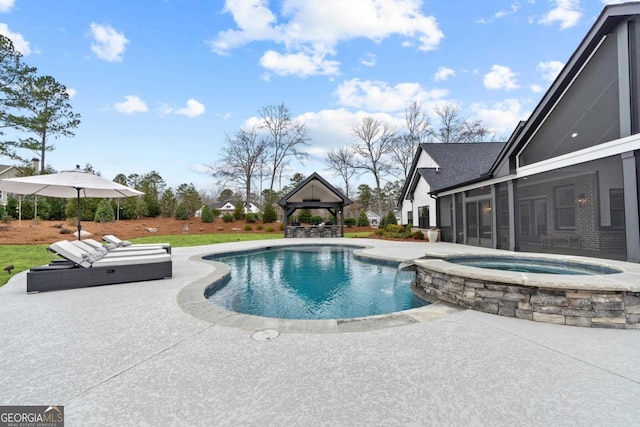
[[278, 172, 352, 208]]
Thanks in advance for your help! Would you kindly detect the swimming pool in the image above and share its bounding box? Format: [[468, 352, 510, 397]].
[[204, 245, 428, 320]]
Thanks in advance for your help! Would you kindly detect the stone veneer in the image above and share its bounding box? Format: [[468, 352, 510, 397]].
[[414, 260, 640, 329]]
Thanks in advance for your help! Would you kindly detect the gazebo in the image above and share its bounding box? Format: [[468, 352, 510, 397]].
[[278, 172, 352, 238]]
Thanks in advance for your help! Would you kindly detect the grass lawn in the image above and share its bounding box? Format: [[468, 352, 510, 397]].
[[0, 231, 373, 287]]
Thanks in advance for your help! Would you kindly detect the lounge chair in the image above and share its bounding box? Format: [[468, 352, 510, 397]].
[[72, 239, 167, 257], [102, 234, 171, 254], [26, 240, 172, 293]]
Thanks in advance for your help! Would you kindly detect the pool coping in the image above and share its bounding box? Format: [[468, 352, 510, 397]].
[[176, 241, 463, 333]]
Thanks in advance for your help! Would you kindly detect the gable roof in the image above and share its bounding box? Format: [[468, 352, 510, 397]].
[[278, 172, 352, 207], [402, 143, 505, 200], [488, 2, 640, 176]]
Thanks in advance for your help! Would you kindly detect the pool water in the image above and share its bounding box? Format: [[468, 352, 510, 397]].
[[204, 245, 428, 320], [447, 256, 620, 275]]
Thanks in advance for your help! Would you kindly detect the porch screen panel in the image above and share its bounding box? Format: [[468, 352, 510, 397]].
[[455, 193, 464, 243], [516, 155, 625, 260], [520, 34, 620, 166], [439, 195, 454, 242], [496, 183, 510, 250]]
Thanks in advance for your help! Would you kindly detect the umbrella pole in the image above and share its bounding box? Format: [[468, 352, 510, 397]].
[[18, 195, 22, 227], [76, 188, 81, 240]]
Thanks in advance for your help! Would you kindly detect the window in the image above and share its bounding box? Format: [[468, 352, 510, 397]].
[[407, 210, 413, 226], [554, 185, 575, 230], [610, 189, 625, 229]]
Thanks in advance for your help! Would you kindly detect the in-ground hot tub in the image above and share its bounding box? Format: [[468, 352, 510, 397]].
[[446, 255, 621, 275], [413, 253, 640, 329]]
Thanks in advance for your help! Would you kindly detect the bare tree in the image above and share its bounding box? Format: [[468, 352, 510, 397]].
[[326, 146, 356, 198], [351, 116, 397, 215], [209, 126, 267, 208], [432, 103, 495, 143], [391, 101, 432, 180], [259, 103, 310, 199]]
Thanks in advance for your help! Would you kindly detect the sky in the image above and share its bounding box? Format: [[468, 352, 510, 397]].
[[0, 0, 629, 195]]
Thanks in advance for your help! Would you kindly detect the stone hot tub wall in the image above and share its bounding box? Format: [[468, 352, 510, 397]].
[[414, 260, 640, 329]]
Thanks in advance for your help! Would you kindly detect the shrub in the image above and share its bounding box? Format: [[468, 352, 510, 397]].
[[175, 203, 189, 220], [412, 230, 425, 240], [222, 214, 234, 223], [59, 228, 72, 234], [279, 223, 285, 231], [245, 213, 259, 223], [297, 209, 313, 224], [200, 205, 214, 223], [311, 215, 323, 225], [233, 201, 244, 220], [356, 210, 370, 227], [244, 224, 253, 231], [385, 224, 404, 233], [94, 199, 115, 223], [375, 229, 385, 236], [262, 202, 277, 223], [1, 214, 12, 224], [256, 224, 263, 230], [379, 210, 398, 229], [266, 226, 275, 232], [344, 217, 356, 227]]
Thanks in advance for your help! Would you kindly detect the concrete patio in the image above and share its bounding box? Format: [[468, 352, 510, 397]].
[[1, 238, 639, 426]]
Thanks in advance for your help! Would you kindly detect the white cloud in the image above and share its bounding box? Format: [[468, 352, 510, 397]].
[[0, 24, 30, 55], [176, 99, 206, 118], [113, 95, 148, 114], [161, 99, 207, 117], [538, 60, 564, 81], [295, 108, 403, 162], [434, 67, 455, 82], [334, 78, 448, 112], [210, 0, 444, 76], [90, 23, 129, 62], [360, 53, 376, 67], [483, 65, 519, 90], [66, 88, 77, 98], [495, 3, 520, 18], [601, 1, 627, 4], [539, 0, 581, 30], [259, 50, 340, 76], [0, 0, 14, 13], [530, 84, 544, 93], [471, 99, 530, 135]]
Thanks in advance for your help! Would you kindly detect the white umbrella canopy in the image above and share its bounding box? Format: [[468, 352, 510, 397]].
[[0, 166, 144, 239]]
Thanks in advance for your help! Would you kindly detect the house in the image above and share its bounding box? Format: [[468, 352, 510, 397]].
[[428, 2, 640, 262], [0, 158, 40, 207], [366, 210, 381, 227], [399, 143, 505, 229], [0, 163, 19, 206], [209, 200, 261, 217]]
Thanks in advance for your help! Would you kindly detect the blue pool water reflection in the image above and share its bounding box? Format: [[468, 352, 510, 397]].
[[204, 245, 428, 320]]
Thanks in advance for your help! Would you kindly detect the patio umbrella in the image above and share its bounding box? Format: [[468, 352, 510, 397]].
[[0, 166, 143, 239]]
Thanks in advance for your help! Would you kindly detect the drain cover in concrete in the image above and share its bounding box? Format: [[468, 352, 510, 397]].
[[251, 329, 280, 341]]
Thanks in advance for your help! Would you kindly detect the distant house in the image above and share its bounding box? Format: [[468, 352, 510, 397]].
[[366, 210, 381, 227], [398, 143, 505, 230], [0, 163, 19, 206], [209, 200, 261, 217]]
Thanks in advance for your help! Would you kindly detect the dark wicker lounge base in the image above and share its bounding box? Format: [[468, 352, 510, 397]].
[[26, 261, 173, 293]]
